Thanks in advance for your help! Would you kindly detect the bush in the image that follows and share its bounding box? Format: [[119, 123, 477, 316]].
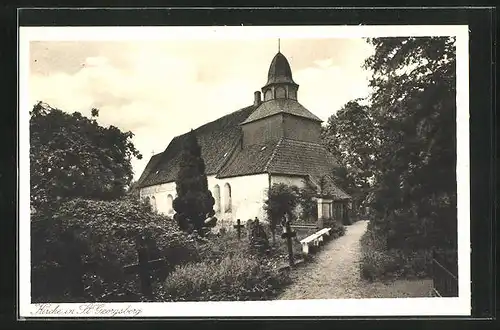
[[263, 183, 300, 243], [31, 197, 199, 302], [359, 228, 432, 281], [160, 252, 291, 301], [323, 218, 346, 238], [196, 230, 246, 261]]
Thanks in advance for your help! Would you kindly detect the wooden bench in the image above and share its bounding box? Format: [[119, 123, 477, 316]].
[[300, 228, 332, 255]]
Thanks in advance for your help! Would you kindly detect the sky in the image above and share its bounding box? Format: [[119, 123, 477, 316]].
[[29, 38, 375, 181]]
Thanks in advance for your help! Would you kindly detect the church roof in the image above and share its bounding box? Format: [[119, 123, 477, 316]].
[[137, 105, 255, 188], [136, 153, 163, 187], [218, 138, 339, 179], [240, 99, 323, 125], [216, 137, 350, 200], [266, 139, 340, 176], [265, 52, 297, 86], [309, 174, 351, 200], [137, 108, 350, 200]]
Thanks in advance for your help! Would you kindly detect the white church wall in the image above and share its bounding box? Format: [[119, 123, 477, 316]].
[[208, 174, 269, 225], [270, 175, 306, 188], [139, 173, 269, 224], [140, 182, 177, 217]]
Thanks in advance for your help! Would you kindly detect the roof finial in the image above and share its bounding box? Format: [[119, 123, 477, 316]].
[[278, 38, 281, 53]]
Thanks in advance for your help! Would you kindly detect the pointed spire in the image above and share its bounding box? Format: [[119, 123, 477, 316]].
[[278, 38, 281, 53]]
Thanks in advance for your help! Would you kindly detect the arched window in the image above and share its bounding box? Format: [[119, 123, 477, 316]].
[[275, 86, 286, 99], [223, 183, 232, 213], [213, 185, 221, 212], [150, 196, 157, 212], [264, 89, 273, 101], [166, 194, 174, 214]]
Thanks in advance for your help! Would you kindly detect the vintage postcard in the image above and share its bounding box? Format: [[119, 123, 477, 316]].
[[19, 24, 470, 318]]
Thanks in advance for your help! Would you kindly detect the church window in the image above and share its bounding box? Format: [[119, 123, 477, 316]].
[[151, 196, 157, 212], [166, 194, 174, 214], [264, 89, 273, 101], [223, 183, 232, 213], [213, 185, 221, 212], [275, 86, 286, 99], [289, 88, 297, 100]]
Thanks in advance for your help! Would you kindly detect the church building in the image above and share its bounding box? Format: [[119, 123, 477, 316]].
[[137, 49, 351, 226]]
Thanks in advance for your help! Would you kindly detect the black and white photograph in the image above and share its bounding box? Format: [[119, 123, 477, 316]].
[[19, 24, 470, 317]]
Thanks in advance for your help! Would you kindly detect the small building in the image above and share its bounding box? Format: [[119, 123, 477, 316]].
[[137, 50, 351, 225]]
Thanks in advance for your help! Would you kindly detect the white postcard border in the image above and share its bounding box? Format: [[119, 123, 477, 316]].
[[19, 24, 470, 318]]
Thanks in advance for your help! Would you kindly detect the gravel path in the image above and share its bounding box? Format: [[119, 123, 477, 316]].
[[278, 220, 432, 300]]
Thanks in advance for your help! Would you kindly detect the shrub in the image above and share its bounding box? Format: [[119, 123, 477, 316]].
[[263, 183, 299, 243], [323, 218, 346, 238], [160, 252, 291, 301], [359, 228, 432, 281], [31, 197, 199, 302], [196, 230, 246, 261]]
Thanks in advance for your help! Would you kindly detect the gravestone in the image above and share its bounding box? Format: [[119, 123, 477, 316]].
[[248, 218, 270, 256]]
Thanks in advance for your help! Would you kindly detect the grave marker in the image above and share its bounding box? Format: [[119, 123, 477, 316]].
[[233, 219, 244, 240], [281, 215, 297, 267], [123, 235, 166, 300]]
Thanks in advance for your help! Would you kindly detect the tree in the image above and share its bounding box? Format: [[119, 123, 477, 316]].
[[173, 130, 216, 235], [296, 180, 318, 222], [263, 183, 299, 244], [321, 99, 378, 208], [29, 102, 154, 302], [363, 37, 457, 253], [127, 180, 141, 200], [30, 102, 142, 213]]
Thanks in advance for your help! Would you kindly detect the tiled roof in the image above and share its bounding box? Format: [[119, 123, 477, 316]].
[[240, 99, 322, 125], [266, 139, 340, 177], [309, 174, 351, 200], [136, 153, 163, 187], [138, 105, 255, 188], [216, 140, 278, 178], [217, 138, 350, 199]]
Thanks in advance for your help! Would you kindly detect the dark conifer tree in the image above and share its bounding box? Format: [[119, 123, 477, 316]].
[[173, 130, 216, 235]]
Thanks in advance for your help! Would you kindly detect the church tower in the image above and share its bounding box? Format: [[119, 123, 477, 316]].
[[240, 49, 323, 147], [261, 51, 299, 101]]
